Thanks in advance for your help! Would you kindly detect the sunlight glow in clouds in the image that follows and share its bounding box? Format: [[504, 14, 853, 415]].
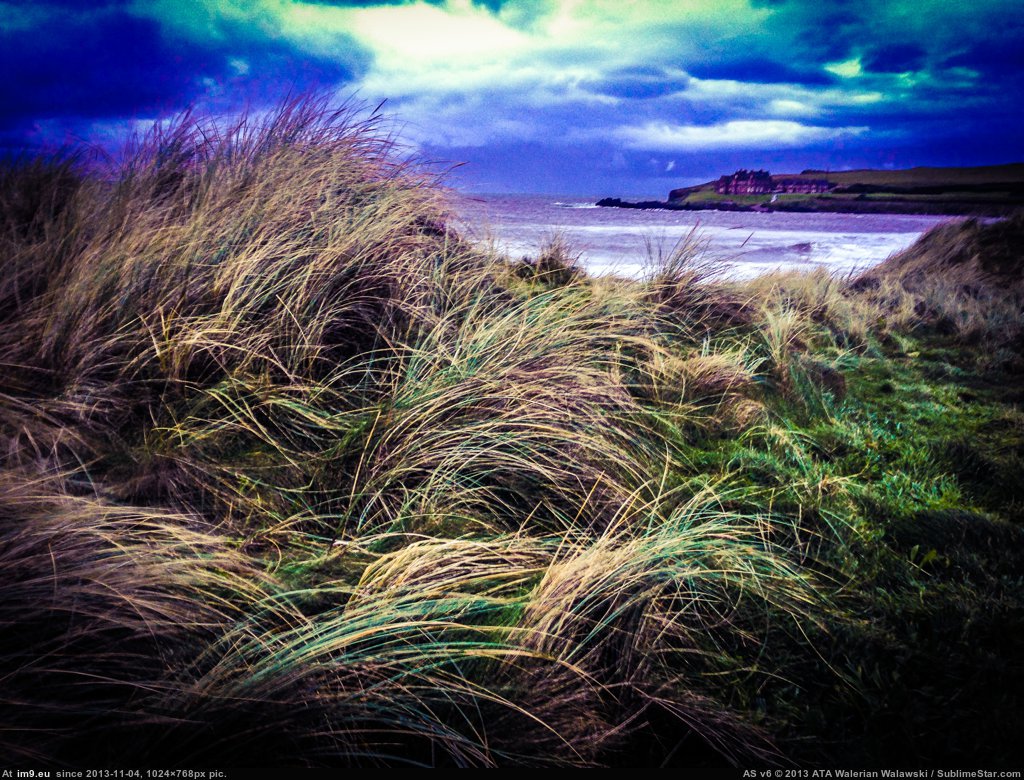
[[825, 58, 864, 79], [614, 120, 868, 151], [2, 0, 1022, 193], [345, 1, 528, 64]]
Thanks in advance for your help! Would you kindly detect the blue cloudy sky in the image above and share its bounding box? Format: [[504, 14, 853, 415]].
[[2, 0, 1022, 195]]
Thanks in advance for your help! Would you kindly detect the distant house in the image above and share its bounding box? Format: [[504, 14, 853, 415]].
[[715, 169, 773, 195], [715, 170, 834, 195], [773, 177, 833, 194]]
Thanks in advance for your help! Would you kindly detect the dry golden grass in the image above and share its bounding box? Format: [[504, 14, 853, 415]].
[[852, 212, 1024, 354], [4, 97, 1018, 767]]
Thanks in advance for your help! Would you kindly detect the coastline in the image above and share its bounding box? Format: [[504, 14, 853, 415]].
[[595, 195, 1022, 217], [454, 193, 952, 281]]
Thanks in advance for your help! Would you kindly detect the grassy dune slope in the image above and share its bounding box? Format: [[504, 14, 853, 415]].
[[2, 99, 1022, 768]]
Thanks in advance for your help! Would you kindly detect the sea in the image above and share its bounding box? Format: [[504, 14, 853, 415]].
[[451, 193, 960, 280]]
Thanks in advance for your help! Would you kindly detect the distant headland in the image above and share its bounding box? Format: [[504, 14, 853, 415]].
[[597, 163, 1024, 216]]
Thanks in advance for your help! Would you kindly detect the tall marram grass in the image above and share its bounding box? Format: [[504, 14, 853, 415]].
[[0, 97, 875, 766], [851, 212, 1024, 359]]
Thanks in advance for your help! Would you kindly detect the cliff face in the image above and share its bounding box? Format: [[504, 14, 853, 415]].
[[667, 187, 693, 202]]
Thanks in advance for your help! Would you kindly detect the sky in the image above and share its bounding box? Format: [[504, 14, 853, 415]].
[[2, 0, 1023, 196]]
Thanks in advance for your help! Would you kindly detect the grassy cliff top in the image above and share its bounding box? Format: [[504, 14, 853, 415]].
[[792, 162, 1024, 188], [677, 162, 1024, 193]]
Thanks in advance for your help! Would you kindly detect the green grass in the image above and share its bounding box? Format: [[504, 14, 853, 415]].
[[1, 97, 1022, 768], [795, 163, 1024, 188], [681, 164, 1024, 191]]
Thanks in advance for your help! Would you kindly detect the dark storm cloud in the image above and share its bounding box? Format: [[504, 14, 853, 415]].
[[861, 44, 927, 73], [2, 0, 1021, 191], [685, 59, 836, 86], [944, 34, 1024, 74], [14, 0, 134, 7], [788, 9, 860, 58], [0, 11, 205, 124], [0, 1, 367, 146], [581, 68, 690, 100]]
